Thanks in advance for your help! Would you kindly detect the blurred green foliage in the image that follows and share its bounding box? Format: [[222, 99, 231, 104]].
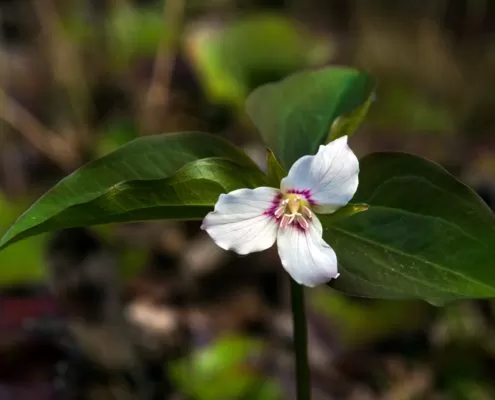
[[97, 119, 140, 157], [369, 84, 456, 134], [170, 336, 280, 400], [312, 288, 431, 347], [188, 13, 333, 107], [108, 4, 172, 67]]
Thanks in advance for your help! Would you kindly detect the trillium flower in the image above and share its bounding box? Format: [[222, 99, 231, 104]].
[[201, 136, 359, 287]]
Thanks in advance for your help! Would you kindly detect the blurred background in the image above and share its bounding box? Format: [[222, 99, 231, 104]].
[[1, 0, 495, 399]]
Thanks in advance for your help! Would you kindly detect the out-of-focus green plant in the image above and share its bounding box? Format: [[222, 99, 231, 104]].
[[311, 288, 431, 347], [97, 119, 140, 157], [186, 13, 333, 107], [369, 84, 456, 134], [169, 336, 280, 400], [107, 4, 172, 67]]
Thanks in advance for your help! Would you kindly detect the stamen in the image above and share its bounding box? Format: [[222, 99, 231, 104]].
[[295, 214, 309, 231], [274, 205, 286, 219], [280, 214, 291, 229], [301, 206, 312, 220]]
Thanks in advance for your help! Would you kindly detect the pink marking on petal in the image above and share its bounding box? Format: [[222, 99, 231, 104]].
[[263, 192, 283, 219], [286, 189, 316, 205], [274, 205, 285, 219], [285, 220, 310, 233]]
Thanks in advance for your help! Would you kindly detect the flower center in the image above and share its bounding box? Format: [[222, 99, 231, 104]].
[[274, 193, 312, 231]]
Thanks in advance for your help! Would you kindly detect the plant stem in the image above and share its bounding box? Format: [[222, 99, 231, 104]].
[[290, 278, 311, 400]]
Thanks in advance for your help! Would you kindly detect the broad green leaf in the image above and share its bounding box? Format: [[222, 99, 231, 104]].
[[0, 158, 267, 249], [246, 66, 376, 168], [323, 153, 495, 304], [0, 132, 264, 250], [12, 157, 265, 229]]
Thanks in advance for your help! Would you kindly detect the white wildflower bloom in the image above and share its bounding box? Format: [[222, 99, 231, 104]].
[[201, 136, 359, 287]]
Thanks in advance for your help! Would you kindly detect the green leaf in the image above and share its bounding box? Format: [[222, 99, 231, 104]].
[[246, 66, 376, 168], [322, 152, 495, 304], [328, 93, 375, 141], [325, 203, 369, 223], [0, 132, 265, 250]]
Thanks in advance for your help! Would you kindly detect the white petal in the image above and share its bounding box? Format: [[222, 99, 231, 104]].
[[280, 136, 359, 213], [201, 187, 279, 255], [276, 215, 339, 287]]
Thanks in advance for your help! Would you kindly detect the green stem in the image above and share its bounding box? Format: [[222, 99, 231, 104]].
[[290, 278, 311, 400]]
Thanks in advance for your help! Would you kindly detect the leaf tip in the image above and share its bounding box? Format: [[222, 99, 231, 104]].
[[0, 230, 15, 252], [352, 203, 369, 213], [0, 237, 10, 252]]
